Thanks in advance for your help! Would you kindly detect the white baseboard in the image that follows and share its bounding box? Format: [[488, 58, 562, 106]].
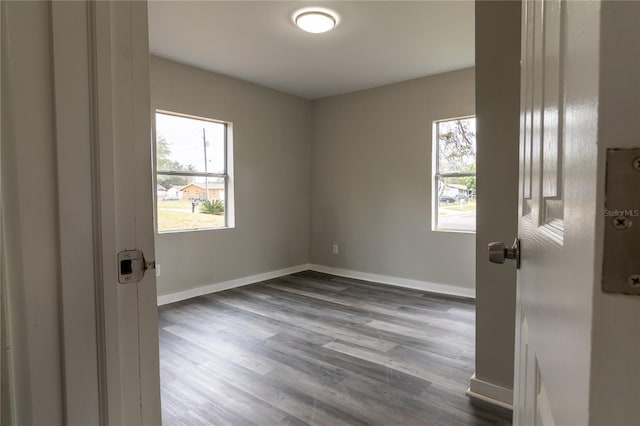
[[466, 373, 513, 410], [158, 262, 475, 305], [157, 263, 312, 305], [308, 264, 475, 299]]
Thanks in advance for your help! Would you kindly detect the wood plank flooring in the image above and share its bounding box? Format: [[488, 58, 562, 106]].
[[158, 271, 512, 426]]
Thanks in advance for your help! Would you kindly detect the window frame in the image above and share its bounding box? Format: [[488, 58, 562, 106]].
[[432, 115, 477, 233], [154, 109, 233, 233]]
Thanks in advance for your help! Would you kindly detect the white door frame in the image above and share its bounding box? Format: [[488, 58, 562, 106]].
[[49, 1, 161, 424], [50, 2, 102, 422], [589, 1, 640, 423]]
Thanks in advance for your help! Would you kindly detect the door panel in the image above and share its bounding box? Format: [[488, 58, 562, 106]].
[[541, 0, 563, 231], [535, 380, 556, 426], [515, 0, 601, 424], [521, 0, 534, 219]]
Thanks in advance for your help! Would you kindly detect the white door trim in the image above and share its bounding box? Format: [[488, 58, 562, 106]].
[[93, 1, 161, 424], [49, 1, 161, 424], [50, 2, 103, 423]]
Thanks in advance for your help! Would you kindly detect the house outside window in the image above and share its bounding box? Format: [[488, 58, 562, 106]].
[[433, 117, 476, 232], [155, 110, 234, 233]]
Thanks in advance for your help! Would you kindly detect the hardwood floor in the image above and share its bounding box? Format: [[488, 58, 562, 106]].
[[158, 271, 512, 426]]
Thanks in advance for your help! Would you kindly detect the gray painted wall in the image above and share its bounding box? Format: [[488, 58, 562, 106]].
[[151, 57, 312, 296], [475, 1, 520, 390], [310, 69, 476, 290], [152, 59, 478, 297], [152, 54, 495, 391]]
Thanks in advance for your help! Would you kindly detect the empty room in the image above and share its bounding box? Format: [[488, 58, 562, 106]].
[[2, 1, 640, 426], [148, 1, 509, 424]]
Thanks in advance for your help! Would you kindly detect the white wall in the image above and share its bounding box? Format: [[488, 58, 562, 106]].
[[310, 69, 476, 292], [151, 57, 312, 297]]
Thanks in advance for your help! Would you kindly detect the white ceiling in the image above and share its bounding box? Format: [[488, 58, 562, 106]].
[[148, 1, 475, 99]]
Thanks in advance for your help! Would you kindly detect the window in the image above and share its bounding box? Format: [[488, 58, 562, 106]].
[[155, 111, 233, 233], [433, 117, 476, 232]]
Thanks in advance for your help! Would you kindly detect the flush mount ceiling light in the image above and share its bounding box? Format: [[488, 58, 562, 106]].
[[294, 9, 338, 33]]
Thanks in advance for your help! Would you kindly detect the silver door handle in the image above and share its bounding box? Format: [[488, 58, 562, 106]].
[[488, 238, 521, 269]]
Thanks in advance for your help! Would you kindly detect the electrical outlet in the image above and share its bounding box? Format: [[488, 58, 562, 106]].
[[332, 244, 339, 255], [155, 264, 161, 277]]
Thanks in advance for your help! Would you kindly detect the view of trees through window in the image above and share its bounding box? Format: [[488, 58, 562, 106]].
[[434, 117, 476, 232], [155, 111, 229, 232]]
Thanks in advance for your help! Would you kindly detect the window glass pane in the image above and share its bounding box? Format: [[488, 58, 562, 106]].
[[156, 112, 225, 174], [437, 117, 476, 174], [436, 176, 476, 232], [157, 175, 226, 232]]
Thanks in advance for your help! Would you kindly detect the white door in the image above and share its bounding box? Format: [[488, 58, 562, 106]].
[[513, 0, 601, 424]]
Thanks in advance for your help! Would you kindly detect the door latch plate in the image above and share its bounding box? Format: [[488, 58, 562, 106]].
[[118, 249, 149, 284], [602, 148, 640, 295]]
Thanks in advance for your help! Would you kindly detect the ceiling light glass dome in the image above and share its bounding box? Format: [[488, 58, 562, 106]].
[[294, 10, 337, 33]]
